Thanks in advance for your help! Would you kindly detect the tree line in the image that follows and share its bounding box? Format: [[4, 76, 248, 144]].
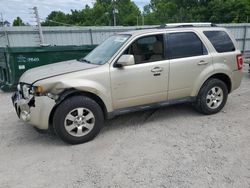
[[13, 0, 250, 26]]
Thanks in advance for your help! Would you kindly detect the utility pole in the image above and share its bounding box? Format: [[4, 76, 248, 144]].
[[0, 12, 10, 46], [142, 12, 145, 26], [0, 13, 3, 27], [33, 7, 45, 45], [113, 9, 116, 26], [113, 0, 117, 26]]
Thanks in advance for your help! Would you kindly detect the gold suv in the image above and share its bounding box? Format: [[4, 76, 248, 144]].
[[12, 23, 243, 144]]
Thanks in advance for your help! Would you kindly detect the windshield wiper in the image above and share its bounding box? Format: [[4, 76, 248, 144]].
[[79, 58, 91, 64]]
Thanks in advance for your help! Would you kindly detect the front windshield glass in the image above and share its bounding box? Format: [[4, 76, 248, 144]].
[[82, 34, 130, 65]]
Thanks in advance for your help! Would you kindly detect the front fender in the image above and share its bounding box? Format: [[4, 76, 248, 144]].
[[52, 79, 113, 112]]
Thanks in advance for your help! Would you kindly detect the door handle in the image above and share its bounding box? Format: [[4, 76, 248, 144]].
[[197, 60, 208, 65], [151, 67, 163, 73]]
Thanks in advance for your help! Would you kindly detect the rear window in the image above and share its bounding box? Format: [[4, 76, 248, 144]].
[[203, 31, 235, 53], [166, 32, 207, 59]]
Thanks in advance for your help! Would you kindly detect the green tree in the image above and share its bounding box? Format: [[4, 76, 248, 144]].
[[87, 0, 141, 26], [143, 0, 250, 24], [42, 0, 141, 26], [13, 17, 26, 26], [116, 0, 141, 26], [41, 0, 250, 26], [41, 11, 70, 26], [207, 0, 250, 23]]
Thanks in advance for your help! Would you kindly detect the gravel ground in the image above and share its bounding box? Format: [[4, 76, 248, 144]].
[[0, 66, 250, 188]]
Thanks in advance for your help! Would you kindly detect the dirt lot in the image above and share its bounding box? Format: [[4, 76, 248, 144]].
[[0, 66, 250, 188]]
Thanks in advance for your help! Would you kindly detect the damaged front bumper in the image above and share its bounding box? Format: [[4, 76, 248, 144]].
[[12, 91, 56, 130]]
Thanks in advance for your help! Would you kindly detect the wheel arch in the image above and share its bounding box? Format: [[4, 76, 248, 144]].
[[209, 73, 232, 93], [48, 89, 108, 131], [192, 72, 232, 97]]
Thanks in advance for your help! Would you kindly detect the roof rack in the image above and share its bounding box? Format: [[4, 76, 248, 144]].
[[159, 22, 217, 28]]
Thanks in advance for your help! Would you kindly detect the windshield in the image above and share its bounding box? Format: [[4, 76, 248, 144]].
[[82, 34, 130, 65]]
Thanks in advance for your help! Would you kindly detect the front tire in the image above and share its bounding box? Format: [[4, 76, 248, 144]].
[[53, 96, 104, 144], [194, 78, 228, 115]]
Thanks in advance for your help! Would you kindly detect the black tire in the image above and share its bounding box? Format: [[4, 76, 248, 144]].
[[53, 96, 104, 144], [194, 78, 228, 115]]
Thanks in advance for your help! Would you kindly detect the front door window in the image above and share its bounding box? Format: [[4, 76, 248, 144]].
[[124, 35, 164, 64]]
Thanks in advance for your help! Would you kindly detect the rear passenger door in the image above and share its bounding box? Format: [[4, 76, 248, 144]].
[[166, 31, 213, 100]]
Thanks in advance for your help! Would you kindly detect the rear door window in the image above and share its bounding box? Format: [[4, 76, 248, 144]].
[[203, 31, 235, 53], [166, 32, 207, 59]]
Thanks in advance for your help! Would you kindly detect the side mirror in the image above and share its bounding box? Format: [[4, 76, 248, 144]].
[[115, 55, 135, 68]]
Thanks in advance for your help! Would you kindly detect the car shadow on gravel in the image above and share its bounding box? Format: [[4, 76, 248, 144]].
[[13, 103, 200, 146], [11, 122, 66, 146], [102, 103, 201, 132], [31, 131, 66, 146]]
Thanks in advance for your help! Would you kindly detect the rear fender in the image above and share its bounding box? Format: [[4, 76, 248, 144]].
[[191, 68, 232, 96]]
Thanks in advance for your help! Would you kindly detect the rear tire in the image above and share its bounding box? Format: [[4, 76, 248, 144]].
[[53, 96, 104, 144], [194, 78, 228, 115]]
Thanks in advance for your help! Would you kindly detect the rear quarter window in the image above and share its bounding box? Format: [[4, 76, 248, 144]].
[[203, 31, 235, 53]]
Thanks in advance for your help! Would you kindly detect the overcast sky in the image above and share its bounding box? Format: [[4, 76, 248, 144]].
[[0, 0, 150, 25]]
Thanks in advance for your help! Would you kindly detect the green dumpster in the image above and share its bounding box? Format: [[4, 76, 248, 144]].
[[0, 45, 96, 92]]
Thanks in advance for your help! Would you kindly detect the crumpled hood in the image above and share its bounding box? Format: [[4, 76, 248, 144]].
[[19, 59, 98, 84]]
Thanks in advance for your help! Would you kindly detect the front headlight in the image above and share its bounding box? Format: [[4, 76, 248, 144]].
[[20, 84, 45, 99], [33, 85, 45, 94]]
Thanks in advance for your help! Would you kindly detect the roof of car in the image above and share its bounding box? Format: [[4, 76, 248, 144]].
[[120, 26, 226, 37]]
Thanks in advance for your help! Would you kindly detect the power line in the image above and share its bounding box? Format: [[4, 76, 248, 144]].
[[39, 18, 75, 27]]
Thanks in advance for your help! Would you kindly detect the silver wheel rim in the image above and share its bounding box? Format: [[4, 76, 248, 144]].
[[64, 108, 95, 137], [206, 86, 224, 109]]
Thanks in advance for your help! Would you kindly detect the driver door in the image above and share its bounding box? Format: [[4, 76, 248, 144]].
[[110, 34, 169, 109]]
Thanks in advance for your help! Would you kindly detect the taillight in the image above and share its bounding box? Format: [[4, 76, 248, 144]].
[[236, 54, 243, 70]]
